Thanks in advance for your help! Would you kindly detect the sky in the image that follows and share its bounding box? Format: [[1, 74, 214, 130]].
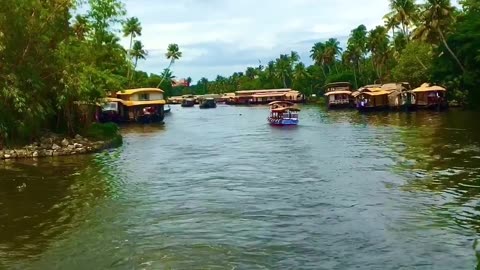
[[120, 0, 393, 82]]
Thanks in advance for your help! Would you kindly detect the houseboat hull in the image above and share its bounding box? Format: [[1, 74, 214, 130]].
[[268, 117, 299, 126], [199, 103, 217, 109]]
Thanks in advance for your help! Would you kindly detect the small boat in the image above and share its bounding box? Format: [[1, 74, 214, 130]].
[[164, 105, 171, 113], [181, 98, 195, 107], [410, 83, 447, 110], [199, 98, 217, 109], [267, 101, 300, 126]]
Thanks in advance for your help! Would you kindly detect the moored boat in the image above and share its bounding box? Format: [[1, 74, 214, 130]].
[[324, 82, 354, 109], [267, 101, 300, 126], [410, 83, 447, 110], [354, 86, 393, 112], [199, 97, 217, 109], [99, 88, 166, 124], [181, 98, 195, 107]]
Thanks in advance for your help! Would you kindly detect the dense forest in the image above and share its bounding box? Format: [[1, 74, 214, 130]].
[[187, 0, 480, 108], [1, 0, 479, 145], [0, 0, 182, 145]]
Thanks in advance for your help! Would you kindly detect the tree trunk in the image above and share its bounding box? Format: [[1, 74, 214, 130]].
[[126, 34, 133, 82], [321, 65, 326, 78], [157, 60, 174, 88], [437, 28, 465, 73], [282, 74, 287, 88], [415, 56, 427, 70], [353, 64, 358, 89]]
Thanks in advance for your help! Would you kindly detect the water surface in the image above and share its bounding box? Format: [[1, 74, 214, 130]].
[[1, 105, 480, 269]]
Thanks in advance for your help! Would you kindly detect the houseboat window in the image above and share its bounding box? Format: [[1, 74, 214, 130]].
[[102, 102, 118, 112], [139, 93, 150, 101]]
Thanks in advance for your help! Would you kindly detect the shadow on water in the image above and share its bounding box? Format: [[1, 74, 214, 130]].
[[0, 152, 123, 266]]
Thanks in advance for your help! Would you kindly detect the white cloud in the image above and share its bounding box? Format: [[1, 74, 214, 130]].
[[123, 0, 391, 81]]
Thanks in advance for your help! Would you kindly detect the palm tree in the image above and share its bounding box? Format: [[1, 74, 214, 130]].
[[367, 26, 391, 81], [393, 32, 408, 57], [160, 68, 176, 86], [325, 38, 342, 73], [310, 42, 327, 77], [130, 40, 147, 69], [123, 17, 142, 80], [157, 43, 182, 87], [290, 51, 300, 65], [293, 62, 310, 93], [348, 25, 368, 74], [386, 0, 417, 36], [384, 13, 400, 37], [342, 45, 359, 88], [245, 67, 256, 79], [275, 54, 292, 88], [413, 0, 465, 72], [265, 61, 277, 88]]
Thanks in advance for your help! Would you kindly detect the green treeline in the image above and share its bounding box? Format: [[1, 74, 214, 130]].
[[0, 0, 181, 146], [189, 0, 480, 107]]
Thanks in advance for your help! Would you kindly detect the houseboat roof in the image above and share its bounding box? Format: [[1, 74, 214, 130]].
[[269, 101, 295, 106], [252, 93, 286, 98], [324, 90, 352, 96], [105, 97, 124, 102], [324, 82, 351, 88], [272, 107, 300, 112], [117, 88, 164, 95], [120, 100, 166, 107], [361, 90, 392, 96], [236, 88, 292, 94], [412, 83, 446, 93]]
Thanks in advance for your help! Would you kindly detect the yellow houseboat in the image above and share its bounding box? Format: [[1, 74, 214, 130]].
[[411, 83, 447, 110], [324, 82, 354, 108], [100, 88, 166, 123], [354, 86, 394, 112]]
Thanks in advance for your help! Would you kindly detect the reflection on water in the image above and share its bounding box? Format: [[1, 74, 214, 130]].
[[1, 106, 480, 269]]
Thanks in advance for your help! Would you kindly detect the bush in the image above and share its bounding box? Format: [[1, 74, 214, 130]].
[[82, 122, 122, 146]]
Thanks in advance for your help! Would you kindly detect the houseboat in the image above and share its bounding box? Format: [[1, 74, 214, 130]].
[[411, 83, 447, 110], [354, 86, 393, 112], [228, 89, 304, 105], [323, 82, 354, 108], [181, 98, 195, 107], [199, 97, 217, 109], [267, 101, 300, 126], [383, 82, 414, 110], [99, 88, 166, 123]]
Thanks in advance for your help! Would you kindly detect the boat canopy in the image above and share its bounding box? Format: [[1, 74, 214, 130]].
[[412, 83, 446, 93], [272, 107, 300, 112], [324, 90, 352, 96], [268, 101, 295, 106], [121, 100, 166, 107], [361, 90, 392, 96], [117, 88, 164, 96]]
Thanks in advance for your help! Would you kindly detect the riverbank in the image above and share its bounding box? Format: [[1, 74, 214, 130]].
[[0, 123, 123, 160]]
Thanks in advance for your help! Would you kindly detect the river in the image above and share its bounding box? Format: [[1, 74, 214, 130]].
[[1, 105, 480, 269]]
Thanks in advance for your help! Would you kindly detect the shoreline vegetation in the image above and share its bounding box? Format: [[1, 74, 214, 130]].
[[1, 0, 479, 153], [0, 0, 182, 149]]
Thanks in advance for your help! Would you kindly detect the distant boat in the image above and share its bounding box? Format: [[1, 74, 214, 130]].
[[181, 98, 195, 107], [199, 98, 217, 109], [267, 101, 300, 126]]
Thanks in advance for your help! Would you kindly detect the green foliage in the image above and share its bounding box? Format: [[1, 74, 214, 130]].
[[393, 41, 434, 87], [83, 122, 122, 146]]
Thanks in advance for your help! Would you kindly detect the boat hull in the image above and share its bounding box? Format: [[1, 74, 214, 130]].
[[199, 103, 217, 109], [268, 117, 299, 126]]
